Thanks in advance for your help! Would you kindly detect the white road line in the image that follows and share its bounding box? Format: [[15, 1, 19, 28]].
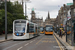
[[30, 41, 33, 43], [3, 41, 25, 50], [24, 43, 29, 46], [17, 46, 23, 50]]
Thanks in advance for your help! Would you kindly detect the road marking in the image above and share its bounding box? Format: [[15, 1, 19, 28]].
[[42, 41, 48, 43], [52, 41, 56, 43], [17, 46, 23, 50], [43, 38, 54, 39], [3, 41, 25, 50], [30, 41, 33, 43], [41, 40, 55, 43], [0, 41, 18, 46], [36, 38, 43, 44], [53, 35, 63, 50], [24, 43, 29, 46]]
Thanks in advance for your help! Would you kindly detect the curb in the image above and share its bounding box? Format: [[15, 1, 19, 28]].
[[54, 33, 70, 50], [0, 38, 12, 43]]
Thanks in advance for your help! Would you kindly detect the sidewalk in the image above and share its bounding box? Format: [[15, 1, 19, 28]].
[[0, 34, 12, 42], [54, 33, 75, 50]]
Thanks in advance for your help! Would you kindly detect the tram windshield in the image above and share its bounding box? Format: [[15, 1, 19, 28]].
[[40, 27, 44, 31], [15, 23, 26, 33], [46, 27, 53, 31]]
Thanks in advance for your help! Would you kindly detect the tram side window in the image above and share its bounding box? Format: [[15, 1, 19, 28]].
[[36, 27, 37, 32], [27, 24, 29, 33], [38, 27, 40, 32], [29, 26, 34, 33]]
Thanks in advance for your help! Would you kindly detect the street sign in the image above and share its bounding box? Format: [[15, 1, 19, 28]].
[[67, 3, 73, 6]]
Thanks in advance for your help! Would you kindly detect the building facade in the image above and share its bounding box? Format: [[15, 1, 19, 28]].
[[55, 4, 71, 29], [43, 11, 55, 27], [54, 1, 75, 46], [31, 9, 43, 27], [31, 10, 55, 27]]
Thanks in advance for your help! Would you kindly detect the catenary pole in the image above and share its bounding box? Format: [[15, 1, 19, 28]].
[[5, 0, 7, 40]]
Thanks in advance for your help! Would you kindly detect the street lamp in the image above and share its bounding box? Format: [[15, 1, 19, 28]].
[[24, 0, 31, 19], [22, 0, 31, 19], [25, 1, 26, 17], [73, 9, 75, 16], [5, 0, 7, 40], [64, 4, 68, 42]]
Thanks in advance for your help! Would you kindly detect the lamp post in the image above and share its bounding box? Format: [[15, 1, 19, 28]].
[[64, 4, 68, 42], [5, 0, 7, 40], [24, 0, 31, 19], [25, 1, 26, 17]]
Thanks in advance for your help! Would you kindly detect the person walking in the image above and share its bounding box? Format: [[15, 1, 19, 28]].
[[59, 29, 62, 38]]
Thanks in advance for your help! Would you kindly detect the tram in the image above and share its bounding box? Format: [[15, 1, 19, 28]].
[[40, 27, 44, 34], [13, 19, 39, 40], [45, 25, 53, 35]]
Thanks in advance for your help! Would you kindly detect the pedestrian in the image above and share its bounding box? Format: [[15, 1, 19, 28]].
[[59, 29, 62, 38], [62, 29, 65, 36]]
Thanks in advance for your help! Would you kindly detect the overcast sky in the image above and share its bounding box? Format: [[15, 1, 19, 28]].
[[10, 0, 73, 21]]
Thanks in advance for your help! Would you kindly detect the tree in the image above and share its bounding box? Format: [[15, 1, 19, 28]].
[[0, 9, 13, 31], [0, 1, 28, 33], [12, 1, 25, 19]]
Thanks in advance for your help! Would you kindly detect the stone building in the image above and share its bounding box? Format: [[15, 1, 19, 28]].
[[50, 18, 56, 26], [44, 11, 51, 25], [55, 4, 71, 28], [31, 9, 43, 26], [44, 11, 55, 26], [31, 10, 55, 27]]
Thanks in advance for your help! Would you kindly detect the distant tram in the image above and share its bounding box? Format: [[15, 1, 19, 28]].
[[40, 27, 44, 34], [13, 19, 39, 40], [45, 25, 53, 35]]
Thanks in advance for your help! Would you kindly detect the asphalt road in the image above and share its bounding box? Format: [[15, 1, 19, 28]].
[[0, 34, 63, 50]]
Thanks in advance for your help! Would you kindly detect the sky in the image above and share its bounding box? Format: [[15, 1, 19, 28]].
[[10, 0, 73, 21]]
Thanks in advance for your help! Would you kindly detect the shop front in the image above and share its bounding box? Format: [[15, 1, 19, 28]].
[[66, 19, 75, 46]]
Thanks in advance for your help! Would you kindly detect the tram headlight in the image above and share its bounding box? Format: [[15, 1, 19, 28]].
[[17, 33, 19, 36], [14, 33, 15, 35], [24, 33, 25, 35]]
